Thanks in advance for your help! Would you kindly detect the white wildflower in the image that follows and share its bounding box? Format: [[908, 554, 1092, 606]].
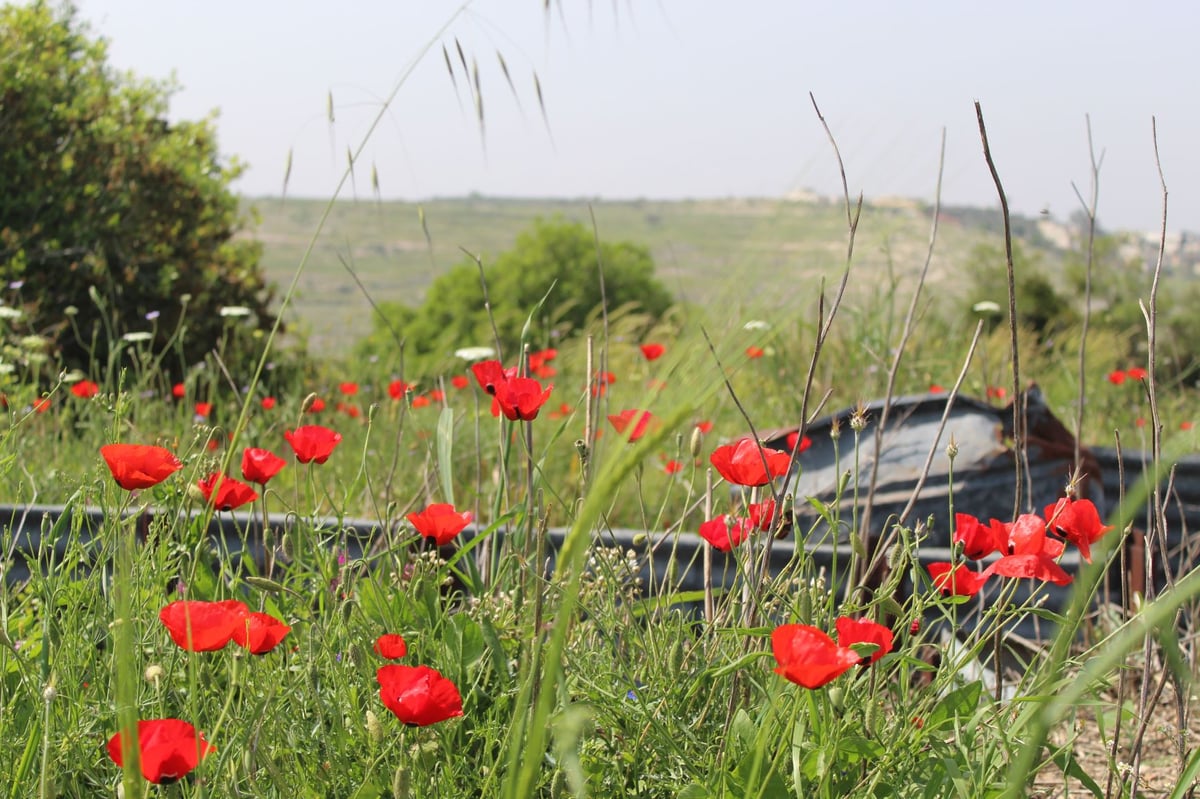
[[121, 331, 153, 343], [454, 346, 496, 362], [743, 319, 771, 331], [219, 305, 252, 318]]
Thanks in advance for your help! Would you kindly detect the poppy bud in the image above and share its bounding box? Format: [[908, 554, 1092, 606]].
[[366, 710, 384, 744], [689, 426, 703, 458], [185, 483, 206, 504], [827, 686, 845, 710], [910, 619, 920, 635], [631, 532, 648, 548], [392, 765, 410, 799]]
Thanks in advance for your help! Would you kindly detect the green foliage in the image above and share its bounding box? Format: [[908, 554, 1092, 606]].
[[964, 242, 1077, 336], [0, 2, 276, 381], [357, 217, 675, 371]]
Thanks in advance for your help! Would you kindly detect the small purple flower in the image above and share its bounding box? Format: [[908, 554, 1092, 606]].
[[145, 310, 161, 321], [8, 281, 23, 290]]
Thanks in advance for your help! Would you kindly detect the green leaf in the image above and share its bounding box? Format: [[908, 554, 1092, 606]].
[[1049, 747, 1104, 797], [436, 407, 455, 505], [677, 785, 711, 799], [927, 680, 983, 729]]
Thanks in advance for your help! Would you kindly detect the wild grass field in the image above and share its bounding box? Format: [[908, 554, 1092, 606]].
[[248, 195, 1065, 354], [6, 4, 1200, 797]]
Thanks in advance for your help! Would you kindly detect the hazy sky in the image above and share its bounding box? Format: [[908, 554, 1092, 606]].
[[71, 1, 1200, 233]]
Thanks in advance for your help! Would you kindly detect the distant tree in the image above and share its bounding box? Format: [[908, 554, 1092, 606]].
[[359, 217, 675, 368], [0, 2, 276, 380]]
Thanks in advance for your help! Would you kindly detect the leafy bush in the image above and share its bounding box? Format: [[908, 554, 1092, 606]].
[[0, 2, 276, 381], [357, 217, 675, 371]]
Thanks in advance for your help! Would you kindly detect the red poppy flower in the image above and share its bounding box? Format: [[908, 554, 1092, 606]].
[[1004, 513, 1064, 558], [32, 396, 50, 413], [835, 617, 894, 665], [470, 360, 518, 394], [527, 348, 557, 378], [451, 375, 469, 389], [1044, 497, 1112, 563], [548, 402, 573, 420], [746, 346, 764, 359], [376, 664, 464, 726], [590, 371, 617, 397], [193, 402, 212, 419], [927, 562, 989, 596], [70, 379, 99, 398], [337, 402, 362, 419], [695, 420, 713, 434], [986, 385, 1007, 399], [374, 633, 408, 660], [663, 459, 683, 475], [709, 438, 791, 487], [984, 553, 1072, 586], [241, 447, 286, 485], [929, 384, 946, 394], [101, 444, 183, 491], [307, 396, 326, 413], [640, 342, 665, 361], [284, 425, 342, 464], [159, 600, 249, 652], [107, 718, 214, 784], [786, 431, 812, 454], [428, 389, 445, 403], [171, 383, 186, 399], [771, 624, 861, 689], [492, 376, 553, 421], [339, 381, 359, 396], [1127, 367, 1147, 381], [608, 409, 657, 442], [411, 395, 430, 409], [746, 499, 778, 531], [698, 515, 753, 552], [261, 396, 277, 410], [196, 473, 259, 511], [1184, 421, 1195, 431], [953, 513, 1006, 560], [1107, 370, 1127, 385], [407, 502, 473, 545], [388, 380, 411, 400], [230, 612, 292, 654]]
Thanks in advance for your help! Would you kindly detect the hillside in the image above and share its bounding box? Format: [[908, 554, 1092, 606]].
[[246, 195, 1068, 355]]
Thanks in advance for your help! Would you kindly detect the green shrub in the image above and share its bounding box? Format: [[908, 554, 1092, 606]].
[[0, 2, 277, 382], [357, 217, 675, 372]]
